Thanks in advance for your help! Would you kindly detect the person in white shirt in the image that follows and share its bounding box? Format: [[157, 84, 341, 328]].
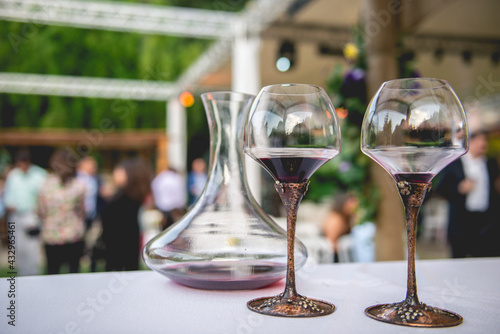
[[435, 131, 500, 257], [4, 149, 47, 275], [151, 167, 187, 229]]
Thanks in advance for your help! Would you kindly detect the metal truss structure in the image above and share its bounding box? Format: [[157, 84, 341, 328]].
[[0, 0, 296, 99], [0, 72, 174, 100], [0, 0, 236, 39]]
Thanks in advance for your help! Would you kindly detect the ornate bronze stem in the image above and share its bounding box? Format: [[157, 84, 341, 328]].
[[247, 181, 335, 317], [365, 181, 463, 327], [274, 181, 308, 299], [397, 181, 430, 306]]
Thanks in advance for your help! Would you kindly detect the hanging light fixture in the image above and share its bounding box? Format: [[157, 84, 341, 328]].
[[492, 51, 500, 66], [462, 50, 472, 64], [434, 48, 444, 62], [276, 40, 295, 72]]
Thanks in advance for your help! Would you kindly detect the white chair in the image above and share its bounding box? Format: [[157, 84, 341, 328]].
[[421, 197, 448, 243]]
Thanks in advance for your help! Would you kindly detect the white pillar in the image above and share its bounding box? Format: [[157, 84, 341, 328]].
[[166, 99, 187, 178], [232, 18, 262, 203], [232, 19, 260, 95]]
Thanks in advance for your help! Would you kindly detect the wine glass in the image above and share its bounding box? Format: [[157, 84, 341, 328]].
[[244, 83, 341, 317], [361, 78, 468, 327]]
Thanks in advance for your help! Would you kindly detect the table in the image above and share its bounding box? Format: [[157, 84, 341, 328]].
[[1, 258, 499, 333]]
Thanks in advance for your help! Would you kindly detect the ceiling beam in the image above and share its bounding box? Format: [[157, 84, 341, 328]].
[[405, 33, 500, 55], [0, 129, 166, 148], [263, 22, 500, 55], [262, 22, 352, 45]]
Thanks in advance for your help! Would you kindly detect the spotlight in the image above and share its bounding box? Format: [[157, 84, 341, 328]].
[[318, 44, 343, 57], [462, 50, 472, 64], [276, 40, 295, 72], [276, 57, 291, 72], [492, 52, 500, 66], [400, 50, 414, 62], [434, 48, 444, 62]]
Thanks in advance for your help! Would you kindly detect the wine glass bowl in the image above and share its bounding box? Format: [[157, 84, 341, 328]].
[[361, 78, 468, 327], [245, 84, 340, 317], [245, 84, 341, 184], [361, 78, 468, 179]]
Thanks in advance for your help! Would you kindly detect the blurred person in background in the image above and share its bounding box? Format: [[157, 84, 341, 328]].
[[38, 149, 86, 274], [77, 156, 108, 272], [101, 158, 152, 271], [151, 166, 186, 229], [4, 148, 47, 275], [322, 192, 358, 262], [0, 172, 8, 226], [322, 192, 375, 262], [76, 156, 101, 231], [187, 158, 207, 206], [435, 131, 500, 258]]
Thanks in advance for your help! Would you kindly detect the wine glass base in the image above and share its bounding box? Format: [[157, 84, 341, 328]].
[[365, 301, 463, 327], [247, 293, 335, 318]]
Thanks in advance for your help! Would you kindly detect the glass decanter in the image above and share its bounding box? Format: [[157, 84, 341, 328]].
[[143, 91, 308, 290]]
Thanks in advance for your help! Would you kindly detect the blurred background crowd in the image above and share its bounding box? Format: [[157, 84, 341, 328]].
[[0, 0, 500, 275], [0, 147, 206, 275]]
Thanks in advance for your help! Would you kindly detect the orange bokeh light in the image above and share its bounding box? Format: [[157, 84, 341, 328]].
[[336, 107, 348, 119], [179, 91, 195, 107]]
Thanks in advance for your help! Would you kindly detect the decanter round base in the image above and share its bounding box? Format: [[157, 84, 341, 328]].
[[247, 293, 335, 318], [168, 276, 282, 290], [365, 302, 463, 327]]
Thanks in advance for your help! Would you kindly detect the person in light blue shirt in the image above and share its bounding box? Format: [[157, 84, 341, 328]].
[[4, 149, 47, 275], [0, 177, 5, 220], [187, 158, 207, 206], [76, 156, 100, 230]]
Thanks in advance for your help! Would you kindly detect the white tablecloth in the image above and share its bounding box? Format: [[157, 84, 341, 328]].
[[1, 258, 499, 334]]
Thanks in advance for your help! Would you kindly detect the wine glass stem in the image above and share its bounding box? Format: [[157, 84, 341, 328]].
[[275, 181, 309, 299], [397, 181, 431, 306]]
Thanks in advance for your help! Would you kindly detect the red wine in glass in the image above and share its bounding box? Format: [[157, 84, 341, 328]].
[[393, 173, 434, 184], [247, 148, 340, 183]]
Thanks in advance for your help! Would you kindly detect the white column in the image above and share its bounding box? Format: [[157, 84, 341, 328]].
[[232, 18, 262, 203], [232, 19, 260, 95], [166, 99, 187, 178]]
